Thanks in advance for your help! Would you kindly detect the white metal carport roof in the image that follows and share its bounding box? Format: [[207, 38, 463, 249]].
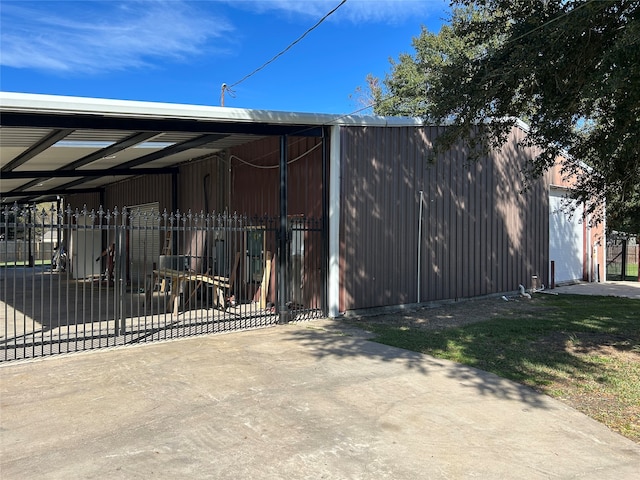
[[0, 92, 422, 205]]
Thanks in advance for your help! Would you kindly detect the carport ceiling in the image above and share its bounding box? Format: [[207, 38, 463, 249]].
[[0, 93, 326, 205]]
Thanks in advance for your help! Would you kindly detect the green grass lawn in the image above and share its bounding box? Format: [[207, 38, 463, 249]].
[[0, 260, 51, 267], [626, 263, 639, 280], [351, 295, 640, 442], [607, 263, 639, 281]]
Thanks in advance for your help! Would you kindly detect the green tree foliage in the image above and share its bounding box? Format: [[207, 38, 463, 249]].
[[607, 189, 640, 233], [372, 0, 640, 232]]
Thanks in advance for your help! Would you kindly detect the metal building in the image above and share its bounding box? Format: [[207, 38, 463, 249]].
[[0, 92, 604, 360]]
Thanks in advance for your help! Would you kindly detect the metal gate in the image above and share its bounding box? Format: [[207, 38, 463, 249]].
[[606, 234, 639, 281], [1, 204, 326, 362]]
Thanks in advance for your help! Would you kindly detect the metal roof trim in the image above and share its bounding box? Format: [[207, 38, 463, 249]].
[[0, 91, 424, 128]]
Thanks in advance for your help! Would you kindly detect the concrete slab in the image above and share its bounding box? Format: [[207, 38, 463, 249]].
[[550, 281, 640, 299], [1, 320, 639, 479]]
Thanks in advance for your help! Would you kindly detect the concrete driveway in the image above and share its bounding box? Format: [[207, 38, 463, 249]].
[[551, 280, 640, 299], [1, 317, 639, 479]]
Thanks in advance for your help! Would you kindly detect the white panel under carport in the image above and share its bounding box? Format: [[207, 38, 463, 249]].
[[69, 216, 101, 279], [128, 202, 160, 283], [549, 188, 584, 284]]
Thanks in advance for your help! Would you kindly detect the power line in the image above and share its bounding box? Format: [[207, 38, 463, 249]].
[[221, 0, 348, 106], [291, 2, 599, 124]]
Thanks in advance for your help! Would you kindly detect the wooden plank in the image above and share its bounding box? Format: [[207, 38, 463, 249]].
[[173, 288, 181, 318], [229, 252, 241, 293], [162, 230, 172, 255], [152, 268, 231, 314], [260, 251, 272, 309]]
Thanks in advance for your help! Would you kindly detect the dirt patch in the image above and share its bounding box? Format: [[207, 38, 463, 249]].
[[348, 295, 551, 330], [531, 330, 640, 364], [564, 333, 640, 359]]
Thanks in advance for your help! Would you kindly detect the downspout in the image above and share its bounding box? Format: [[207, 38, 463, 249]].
[[417, 190, 424, 303]]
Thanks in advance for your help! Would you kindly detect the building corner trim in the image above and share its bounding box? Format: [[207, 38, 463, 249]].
[[328, 126, 341, 317]]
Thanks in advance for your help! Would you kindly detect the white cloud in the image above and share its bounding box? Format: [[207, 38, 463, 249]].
[[0, 0, 447, 75], [226, 0, 448, 24], [0, 1, 234, 73]]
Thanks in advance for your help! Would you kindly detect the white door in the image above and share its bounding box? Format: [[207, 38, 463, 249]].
[[549, 190, 584, 284], [128, 202, 160, 282], [70, 216, 101, 279]]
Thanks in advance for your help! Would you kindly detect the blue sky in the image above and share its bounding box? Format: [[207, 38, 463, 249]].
[[0, 0, 449, 114]]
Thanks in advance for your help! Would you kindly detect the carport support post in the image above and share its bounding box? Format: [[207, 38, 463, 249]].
[[27, 204, 34, 267], [278, 135, 289, 323], [116, 222, 127, 335], [56, 196, 61, 248]]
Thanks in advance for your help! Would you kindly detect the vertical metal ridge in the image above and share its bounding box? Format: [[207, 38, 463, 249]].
[[338, 124, 556, 312]]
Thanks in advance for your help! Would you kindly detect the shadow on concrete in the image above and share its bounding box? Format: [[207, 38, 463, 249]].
[[282, 320, 550, 410], [283, 291, 640, 410]]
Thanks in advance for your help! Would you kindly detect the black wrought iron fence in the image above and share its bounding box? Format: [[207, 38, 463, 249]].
[[606, 234, 639, 281], [1, 204, 325, 362]]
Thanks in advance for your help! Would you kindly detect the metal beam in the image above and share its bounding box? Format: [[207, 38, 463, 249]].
[[3, 132, 166, 194], [7, 131, 211, 193], [2, 167, 179, 179], [116, 134, 229, 169], [1, 188, 102, 196], [47, 134, 219, 191], [5, 178, 44, 194], [62, 131, 158, 171], [0, 112, 325, 137], [1, 129, 73, 172]]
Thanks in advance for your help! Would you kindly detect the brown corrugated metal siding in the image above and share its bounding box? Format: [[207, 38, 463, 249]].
[[339, 125, 549, 312], [57, 120, 602, 317], [179, 155, 228, 214], [229, 136, 323, 218], [63, 192, 101, 213], [66, 175, 173, 214], [107, 174, 173, 213], [64, 134, 325, 220]]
